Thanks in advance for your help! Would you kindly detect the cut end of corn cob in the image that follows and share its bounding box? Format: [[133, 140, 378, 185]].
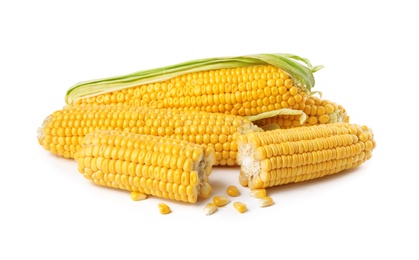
[[237, 123, 376, 189], [74, 130, 215, 203]]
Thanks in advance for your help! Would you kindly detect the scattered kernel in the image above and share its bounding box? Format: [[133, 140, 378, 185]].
[[203, 203, 217, 215], [200, 183, 213, 199], [233, 202, 247, 213], [226, 185, 240, 197], [213, 195, 230, 207], [259, 196, 274, 207], [239, 174, 248, 187], [130, 191, 147, 201], [250, 188, 267, 198], [158, 203, 171, 214]]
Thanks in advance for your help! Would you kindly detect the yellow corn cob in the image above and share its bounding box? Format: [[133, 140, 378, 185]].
[[74, 130, 214, 203], [253, 96, 349, 129], [237, 123, 376, 189], [37, 105, 260, 166], [73, 65, 307, 116], [65, 54, 322, 117]]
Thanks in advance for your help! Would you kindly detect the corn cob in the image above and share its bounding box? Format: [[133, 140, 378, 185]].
[[65, 53, 322, 117], [74, 130, 214, 203], [252, 96, 349, 129], [37, 105, 260, 166], [237, 123, 376, 189]]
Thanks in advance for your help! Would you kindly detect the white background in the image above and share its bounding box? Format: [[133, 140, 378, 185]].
[[1, 1, 418, 259]]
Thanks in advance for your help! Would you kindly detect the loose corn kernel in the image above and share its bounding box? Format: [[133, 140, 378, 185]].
[[200, 182, 213, 199], [226, 185, 240, 197], [239, 171, 248, 187], [259, 196, 274, 207], [250, 188, 267, 198], [158, 203, 171, 214], [130, 191, 147, 201], [203, 203, 217, 215], [213, 196, 230, 207], [233, 202, 247, 213]]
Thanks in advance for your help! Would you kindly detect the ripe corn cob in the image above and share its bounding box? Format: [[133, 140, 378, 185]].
[[37, 105, 260, 166], [65, 53, 322, 117], [75, 130, 214, 203], [252, 96, 349, 129], [237, 123, 376, 189]]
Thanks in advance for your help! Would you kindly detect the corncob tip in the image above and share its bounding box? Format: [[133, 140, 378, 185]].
[[237, 143, 261, 180], [328, 109, 349, 124], [37, 115, 51, 144]]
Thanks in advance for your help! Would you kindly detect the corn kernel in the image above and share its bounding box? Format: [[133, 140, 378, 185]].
[[203, 203, 217, 215], [226, 185, 240, 197], [200, 183, 213, 199], [130, 191, 147, 201], [233, 202, 247, 213], [259, 196, 274, 207], [239, 174, 248, 187], [213, 196, 230, 207], [158, 203, 171, 214], [250, 188, 267, 198]]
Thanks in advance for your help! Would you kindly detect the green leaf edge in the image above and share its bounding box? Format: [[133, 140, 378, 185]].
[[245, 108, 307, 125]]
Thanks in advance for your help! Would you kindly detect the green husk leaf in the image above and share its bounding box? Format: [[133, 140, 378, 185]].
[[261, 123, 281, 131], [65, 53, 322, 105], [245, 108, 307, 125], [308, 90, 323, 98]]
